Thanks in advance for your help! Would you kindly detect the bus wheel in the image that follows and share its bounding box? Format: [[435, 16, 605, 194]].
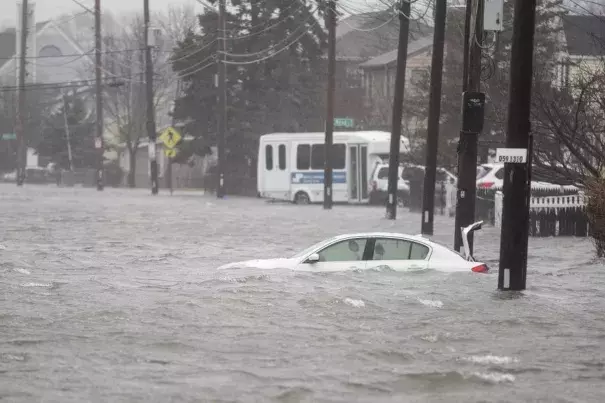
[[294, 191, 311, 205]]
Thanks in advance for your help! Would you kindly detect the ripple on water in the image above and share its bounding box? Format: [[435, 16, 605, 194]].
[[0, 185, 603, 402]]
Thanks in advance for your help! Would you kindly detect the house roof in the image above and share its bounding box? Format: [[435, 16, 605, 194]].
[[562, 15, 605, 57], [0, 21, 50, 70], [359, 35, 434, 69], [336, 11, 431, 60]]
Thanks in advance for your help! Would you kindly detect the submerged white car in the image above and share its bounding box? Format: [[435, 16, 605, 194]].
[[218, 222, 489, 273]]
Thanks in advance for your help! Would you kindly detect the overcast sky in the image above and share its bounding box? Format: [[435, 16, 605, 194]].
[[1, 0, 393, 28], [2, 0, 200, 27]]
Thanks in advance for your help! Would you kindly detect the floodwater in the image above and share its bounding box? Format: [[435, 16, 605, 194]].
[[0, 184, 604, 402]]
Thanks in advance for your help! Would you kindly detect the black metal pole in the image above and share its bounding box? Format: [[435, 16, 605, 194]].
[[453, 0, 483, 253], [386, 0, 411, 220], [323, 0, 336, 210], [144, 0, 158, 195], [216, 0, 227, 198], [498, 0, 537, 291], [421, 0, 447, 235], [16, 0, 28, 187], [95, 0, 104, 190]]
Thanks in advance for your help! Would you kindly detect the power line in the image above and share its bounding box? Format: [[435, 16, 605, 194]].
[[0, 47, 147, 60], [222, 22, 320, 64], [221, 8, 319, 58]]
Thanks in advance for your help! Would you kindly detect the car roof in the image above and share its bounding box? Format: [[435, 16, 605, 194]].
[[481, 163, 504, 169], [330, 232, 442, 247]]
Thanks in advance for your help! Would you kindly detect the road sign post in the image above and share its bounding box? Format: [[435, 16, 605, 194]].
[[1, 133, 16, 141], [159, 127, 182, 195]]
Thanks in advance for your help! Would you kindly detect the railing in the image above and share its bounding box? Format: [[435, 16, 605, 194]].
[[495, 190, 590, 237]]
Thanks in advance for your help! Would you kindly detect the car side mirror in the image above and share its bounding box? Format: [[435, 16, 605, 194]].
[[306, 253, 320, 263]]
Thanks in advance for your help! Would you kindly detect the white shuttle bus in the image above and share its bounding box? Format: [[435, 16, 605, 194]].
[[257, 131, 409, 204]]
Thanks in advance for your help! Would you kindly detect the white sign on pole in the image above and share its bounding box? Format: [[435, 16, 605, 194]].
[[484, 0, 504, 32], [495, 148, 528, 164]]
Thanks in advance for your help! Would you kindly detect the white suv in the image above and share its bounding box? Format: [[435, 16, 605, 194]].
[[368, 163, 410, 205]]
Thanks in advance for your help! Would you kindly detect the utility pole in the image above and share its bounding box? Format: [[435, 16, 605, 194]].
[[420, 0, 447, 235], [15, 0, 29, 187], [94, 0, 104, 191], [462, 0, 472, 92], [323, 0, 336, 210], [62, 93, 74, 171], [498, 0, 537, 291], [144, 0, 158, 195], [386, 0, 412, 220], [453, 0, 485, 253], [216, 0, 227, 199]]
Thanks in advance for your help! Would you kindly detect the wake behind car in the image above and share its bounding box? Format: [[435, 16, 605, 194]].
[[218, 222, 489, 273]]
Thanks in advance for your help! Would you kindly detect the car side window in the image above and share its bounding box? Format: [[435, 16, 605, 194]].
[[317, 238, 368, 262], [373, 238, 430, 260], [372, 238, 412, 260], [410, 243, 430, 260]]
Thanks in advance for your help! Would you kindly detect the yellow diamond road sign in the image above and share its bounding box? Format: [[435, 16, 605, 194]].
[[165, 148, 177, 158], [159, 127, 182, 149]]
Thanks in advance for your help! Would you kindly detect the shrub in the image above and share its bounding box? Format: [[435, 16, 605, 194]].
[[585, 178, 605, 257]]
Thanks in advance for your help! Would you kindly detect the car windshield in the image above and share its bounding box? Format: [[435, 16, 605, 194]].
[[377, 167, 389, 179], [290, 236, 338, 259]]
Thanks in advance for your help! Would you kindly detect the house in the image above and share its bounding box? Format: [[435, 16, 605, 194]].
[[0, 7, 119, 169], [116, 136, 217, 189], [0, 5, 180, 186], [358, 35, 434, 131], [557, 14, 605, 89], [332, 10, 431, 128]]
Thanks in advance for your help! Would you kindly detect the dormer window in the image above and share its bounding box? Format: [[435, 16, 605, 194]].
[[39, 45, 62, 58]]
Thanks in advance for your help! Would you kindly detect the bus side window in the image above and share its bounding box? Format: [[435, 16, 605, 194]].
[[297, 144, 310, 170], [278, 144, 286, 170], [311, 144, 324, 170], [265, 145, 273, 170], [333, 144, 345, 169]]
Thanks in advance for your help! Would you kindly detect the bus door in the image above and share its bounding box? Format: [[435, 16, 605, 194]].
[[347, 144, 369, 203]]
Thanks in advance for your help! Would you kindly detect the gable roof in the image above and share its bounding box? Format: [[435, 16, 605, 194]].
[[336, 11, 431, 61], [562, 15, 605, 57], [0, 21, 50, 70]]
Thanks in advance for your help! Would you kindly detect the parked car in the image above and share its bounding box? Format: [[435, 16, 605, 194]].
[[1, 167, 52, 184], [368, 163, 410, 205]]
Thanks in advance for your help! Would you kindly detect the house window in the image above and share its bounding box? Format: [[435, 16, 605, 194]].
[[410, 68, 429, 86], [345, 65, 363, 88], [39, 45, 62, 58]]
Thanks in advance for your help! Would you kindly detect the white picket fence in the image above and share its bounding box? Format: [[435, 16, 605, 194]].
[[494, 191, 587, 229]]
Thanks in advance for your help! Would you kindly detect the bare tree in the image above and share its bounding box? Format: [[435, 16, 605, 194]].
[[101, 12, 178, 187], [532, 59, 605, 185]]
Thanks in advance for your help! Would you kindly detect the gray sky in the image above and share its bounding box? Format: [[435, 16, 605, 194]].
[[2, 0, 200, 27], [1, 0, 390, 28]]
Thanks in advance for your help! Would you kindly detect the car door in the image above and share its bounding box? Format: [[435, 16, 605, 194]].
[[365, 237, 431, 271], [295, 237, 370, 272]]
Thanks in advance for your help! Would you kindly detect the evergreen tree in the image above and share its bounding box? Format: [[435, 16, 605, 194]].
[[171, 0, 326, 176], [35, 93, 96, 170]]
